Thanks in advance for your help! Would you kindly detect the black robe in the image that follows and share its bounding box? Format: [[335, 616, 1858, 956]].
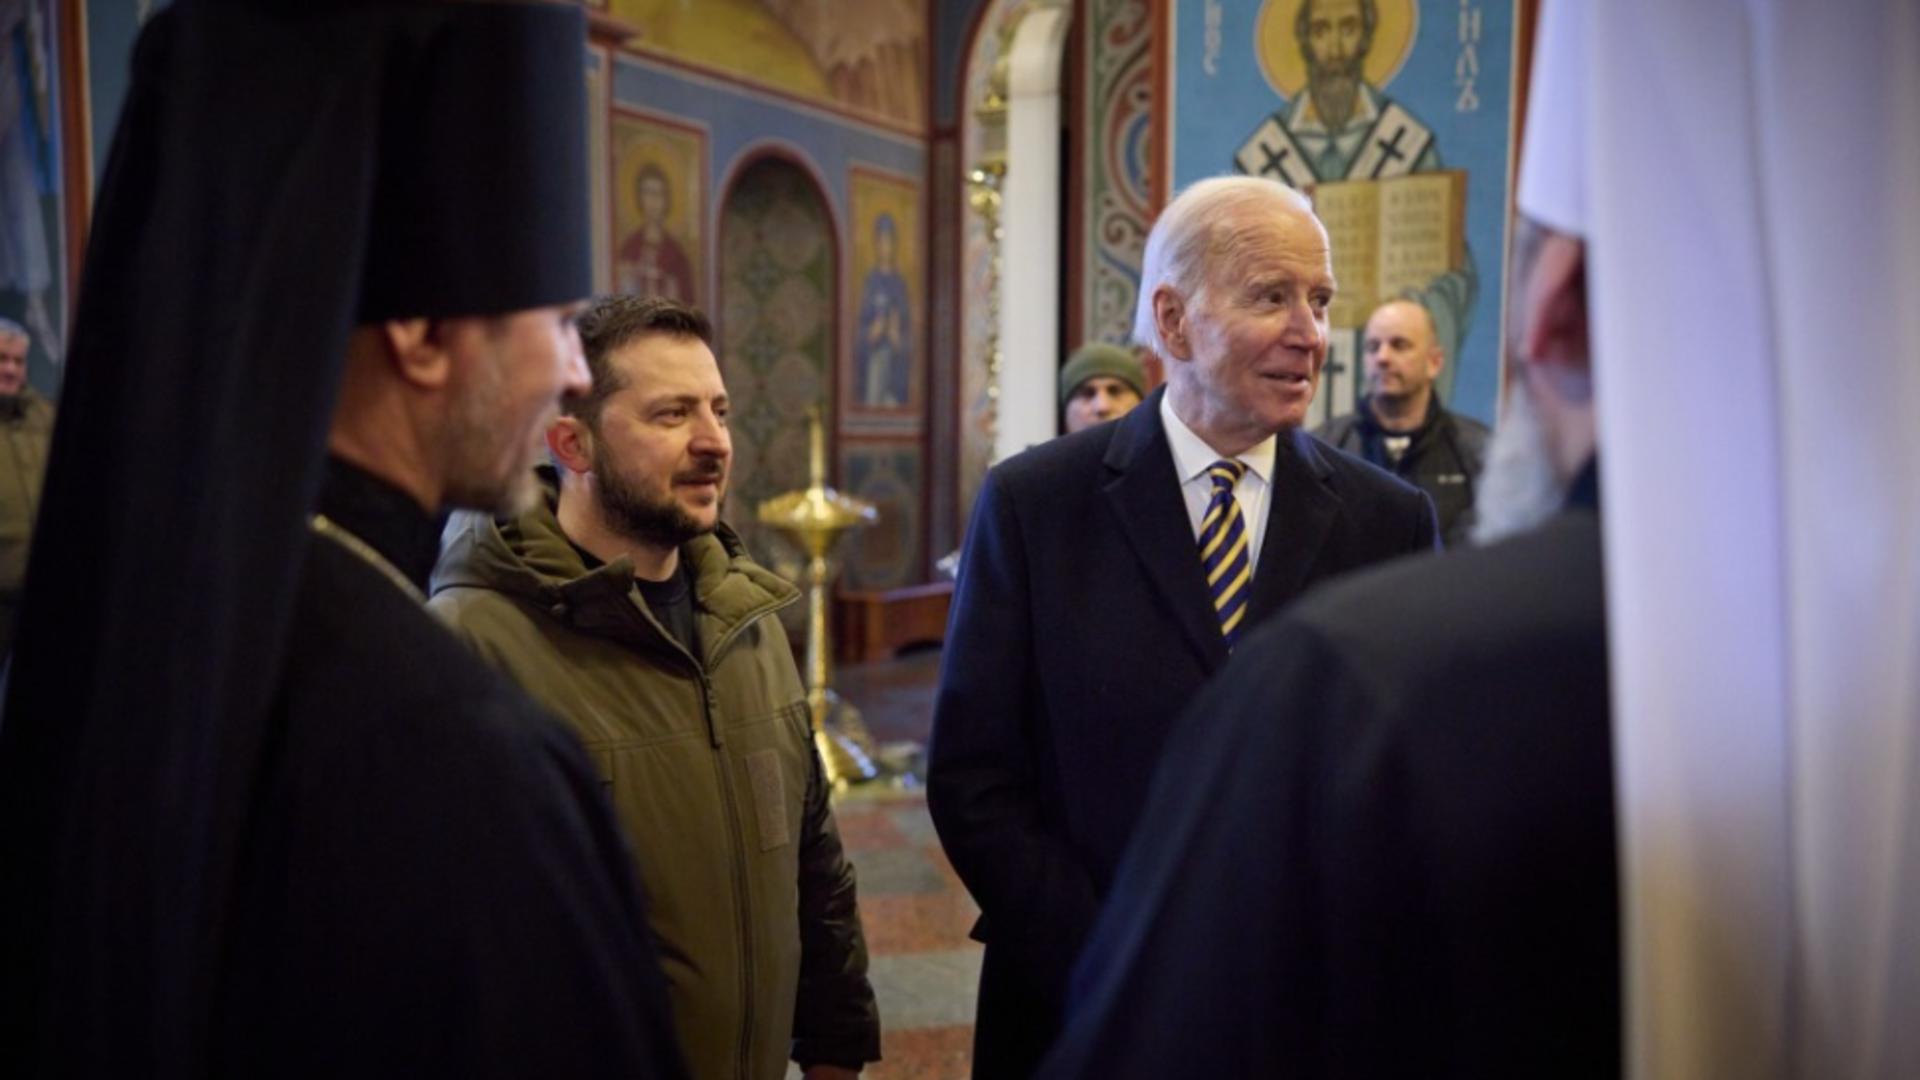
[[1041, 464, 1616, 1079], [215, 460, 687, 1077], [0, 7, 643, 1072]]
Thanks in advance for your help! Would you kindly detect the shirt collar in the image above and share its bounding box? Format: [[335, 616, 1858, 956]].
[[316, 455, 445, 593], [1159, 393, 1277, 484]]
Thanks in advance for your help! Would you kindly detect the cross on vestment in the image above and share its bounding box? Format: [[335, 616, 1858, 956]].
[[1260, 141, 1293, 178], [1367, 126, 1408, 178]]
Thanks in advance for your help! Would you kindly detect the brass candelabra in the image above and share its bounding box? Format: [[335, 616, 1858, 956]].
[[756, 408, 879, 790]]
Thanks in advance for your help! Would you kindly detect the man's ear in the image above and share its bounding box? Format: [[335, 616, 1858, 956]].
[[1520, 232, 1590, 371], [378, 318, 454, 390], [546, 414, 594, 476], [1153, 285, 1192, 360]]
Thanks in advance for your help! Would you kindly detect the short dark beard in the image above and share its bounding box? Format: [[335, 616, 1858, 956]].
[[594, 438, 724, 551]]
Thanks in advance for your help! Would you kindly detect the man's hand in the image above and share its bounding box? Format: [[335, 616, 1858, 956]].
[[802, 1067, 860, 1080]]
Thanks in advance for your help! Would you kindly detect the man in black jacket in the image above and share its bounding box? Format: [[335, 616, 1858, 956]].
[[1317, 298, 1489, 545]]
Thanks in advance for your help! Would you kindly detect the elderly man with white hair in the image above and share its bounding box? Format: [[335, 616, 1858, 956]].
[[927, 174, 1437, 1077]]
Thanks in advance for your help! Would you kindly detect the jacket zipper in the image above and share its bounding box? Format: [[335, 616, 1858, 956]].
[[624, 574, 791, 1077], [699, 666, 758, 1079]]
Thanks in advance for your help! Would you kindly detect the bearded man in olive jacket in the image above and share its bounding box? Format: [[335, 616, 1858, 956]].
[[430, 296, 879, 1080]]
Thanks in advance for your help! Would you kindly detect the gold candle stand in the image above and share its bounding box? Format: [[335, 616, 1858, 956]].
[[757, 408, 880, 790]]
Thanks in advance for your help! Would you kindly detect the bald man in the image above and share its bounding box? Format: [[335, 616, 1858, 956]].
[[1316, 298, 1488, 545]]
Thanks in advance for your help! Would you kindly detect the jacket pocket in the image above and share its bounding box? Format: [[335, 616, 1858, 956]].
[[743, 748, 790, 852]]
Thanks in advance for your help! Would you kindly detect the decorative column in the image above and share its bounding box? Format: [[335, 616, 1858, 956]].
[[966, 42, 1011, 457]]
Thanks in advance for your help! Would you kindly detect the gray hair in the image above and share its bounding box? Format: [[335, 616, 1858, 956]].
[[0, 317, 27, 343], [1131, 176, 1318, 355]]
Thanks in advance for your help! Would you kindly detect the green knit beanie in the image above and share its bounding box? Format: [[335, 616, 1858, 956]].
[[1059, 343, 1145, 401]]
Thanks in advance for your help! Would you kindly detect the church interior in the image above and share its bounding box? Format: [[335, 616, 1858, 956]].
[[9, 4, 1531, 1072], [6, 1, 1916, 1078], [14, 0, 1531, 603]]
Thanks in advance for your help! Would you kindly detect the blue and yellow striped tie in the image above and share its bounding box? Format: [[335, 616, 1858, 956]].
[[1199, 459, 1252, 648]]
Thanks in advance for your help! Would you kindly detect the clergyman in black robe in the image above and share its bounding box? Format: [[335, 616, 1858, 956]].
[[0, 3, 685, 1075], [218, 456, 685, 1076]]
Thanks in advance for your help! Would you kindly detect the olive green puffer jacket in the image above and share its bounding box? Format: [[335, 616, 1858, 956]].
[[429, 489, 879, 1079], [0, 388, 54, 658]]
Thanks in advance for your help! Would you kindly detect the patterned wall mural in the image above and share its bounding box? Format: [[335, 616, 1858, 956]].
[[839, 441, 923, 591], [716, 157, 836, 569], [609, 0, 928, 132], [1080, 0, 1154, 349]]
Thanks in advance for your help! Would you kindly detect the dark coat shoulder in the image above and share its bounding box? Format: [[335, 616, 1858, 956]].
[[1047, 509, 1614, 1079], [223, 537, 688, 1080]]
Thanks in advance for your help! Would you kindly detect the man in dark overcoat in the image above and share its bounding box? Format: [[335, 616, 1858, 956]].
[[1039, 199, 1614, 1078], [928, 175, 1439, 1077]]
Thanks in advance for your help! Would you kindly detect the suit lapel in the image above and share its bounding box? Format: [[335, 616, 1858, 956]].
[[1101, 391, 1231, 671], [1247, 429, 1341, 624]]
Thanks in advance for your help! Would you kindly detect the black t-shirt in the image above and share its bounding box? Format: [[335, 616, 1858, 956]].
[[634, 563, 697, 660], [567, 541, 698, 658]]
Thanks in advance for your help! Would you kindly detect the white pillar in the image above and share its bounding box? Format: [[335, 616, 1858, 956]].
[[993, 4, 1070, 463]]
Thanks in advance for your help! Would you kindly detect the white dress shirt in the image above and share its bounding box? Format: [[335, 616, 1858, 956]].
[[1159, 393, 1276, 574]]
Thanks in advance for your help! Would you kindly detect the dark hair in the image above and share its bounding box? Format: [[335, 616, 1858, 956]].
[[569, 294, 714, 426]]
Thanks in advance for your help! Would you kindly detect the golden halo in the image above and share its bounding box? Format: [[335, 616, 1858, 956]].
[[1255, 0, 1418, 101]]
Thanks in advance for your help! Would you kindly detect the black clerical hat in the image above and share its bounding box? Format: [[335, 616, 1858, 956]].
[[0, 2, 594, 1071]]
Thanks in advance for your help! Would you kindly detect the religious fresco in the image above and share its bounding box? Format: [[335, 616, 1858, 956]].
[[1171, 0, 1517, 426], [610, 108, 708, 308], [1081, 0, 1153, 351], [715, 156, 836, 571], [608, 0, 927, 132], [838, 440, 922, 590], [2, 0, 68, 393], [846, 167, 922, 416]]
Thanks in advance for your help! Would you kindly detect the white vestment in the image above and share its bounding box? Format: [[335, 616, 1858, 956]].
[[1520, 1, 1920, 1077]]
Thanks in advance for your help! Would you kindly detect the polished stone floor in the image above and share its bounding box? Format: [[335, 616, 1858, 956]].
[[800, 649, 981, 1079]]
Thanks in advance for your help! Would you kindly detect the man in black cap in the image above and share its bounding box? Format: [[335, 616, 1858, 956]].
[[1059, 342, 1146, 434], [0, 3, 684, 1077]]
